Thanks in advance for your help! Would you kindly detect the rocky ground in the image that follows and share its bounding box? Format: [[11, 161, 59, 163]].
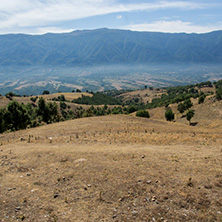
[[1, 114, 222, 221]]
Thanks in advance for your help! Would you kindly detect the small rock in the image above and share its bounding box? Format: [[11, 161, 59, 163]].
[[54, 194, 59, 198], [151, 196, 156, 202], [87, 184, 92, 187], [141, 154, 146, 158], [144, 197, 149, 202], [74, 158, 87, 163], [18, 215, 25, 221], [112, 215, 117, 218], [15, 207, 21, 212], [147, 180, 152, 184], [27, 173, 31, 176], [204, 184, 212, 189], [132, 210, 138, 216], [8, 188, 12, 191]]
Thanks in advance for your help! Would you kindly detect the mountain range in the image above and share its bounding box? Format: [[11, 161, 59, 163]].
[[0, 28, 222, 66]]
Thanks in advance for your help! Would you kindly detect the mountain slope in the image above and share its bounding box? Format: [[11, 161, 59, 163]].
[[0, 28, 222, 66]]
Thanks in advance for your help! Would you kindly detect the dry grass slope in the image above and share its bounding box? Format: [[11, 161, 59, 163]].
[[1, 102, 222, 222]]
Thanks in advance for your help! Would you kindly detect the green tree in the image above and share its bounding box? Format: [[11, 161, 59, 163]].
[[136, 110, 150, 118], [5, 92, 17, 97], [37, 97, 58, 123], [0, 108, 7, 133], [127, 105, 138, 114], [48, 102, 59, 122], [198, 94, 206, 104], [5, 101, 31, 131], [30, 96, 38, 103], [60, 101, 67, 110], [216, 88, 222, 100], [42, 90, 50, 95], [177, 103, 186, 115], [165, 109, 175, 121], [183, 98, 193, 110], [186, 110, 195, 124]]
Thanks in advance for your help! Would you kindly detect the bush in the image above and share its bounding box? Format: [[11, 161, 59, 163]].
[[136, 110, 150, 118], [30, 96, 38, 103], [127, 105, 138, 113], [216, 88, 222, 100], [60, 102, 67, 110], [5, 92, 17, 97], [198, 94, 206, 104], [186, 110, 195, 124], [165, 109, 175, 121], [42, 90, 50, 95]]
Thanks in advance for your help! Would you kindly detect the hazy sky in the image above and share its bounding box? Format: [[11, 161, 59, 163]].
[[0, 0, 222, 34]]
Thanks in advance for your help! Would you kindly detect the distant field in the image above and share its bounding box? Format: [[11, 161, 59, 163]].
[[1, 64, 222, 95]]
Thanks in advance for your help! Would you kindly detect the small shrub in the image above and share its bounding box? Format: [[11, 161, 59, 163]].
[[42, 90, 50, 95], [198, 94, 206, 104], [216, 88, 222, 100], [186, 110, 195, 124], [165, 109, 175, 121], [136, 110, 150, 118]]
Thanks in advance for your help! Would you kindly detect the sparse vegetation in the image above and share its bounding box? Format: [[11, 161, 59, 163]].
[[165, 108, 175, 121], [30, 96, 38, 103], [1, 79, 222, 134], [216, 88, 222, 100], [186, 110, 195, 124], [72, 92, 122, 105], [198, 94, 206, 104], [136, 110, 150, 118], [42, 90, 50, 95]]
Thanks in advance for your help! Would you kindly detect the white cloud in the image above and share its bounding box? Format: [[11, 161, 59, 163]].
[[35, 27, 75, 35], [122, 20, 222, 33], [0, 0, 207, 33]]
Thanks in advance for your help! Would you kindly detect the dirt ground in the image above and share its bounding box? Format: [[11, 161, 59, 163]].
[[1, 114, 222, 221]]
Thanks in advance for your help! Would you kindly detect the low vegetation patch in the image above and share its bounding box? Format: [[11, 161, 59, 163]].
[[136, 110, 150, 118], [72, 92, 122, 105]]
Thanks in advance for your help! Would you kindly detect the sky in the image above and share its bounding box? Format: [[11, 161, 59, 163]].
[[0, 0, 222, 34]]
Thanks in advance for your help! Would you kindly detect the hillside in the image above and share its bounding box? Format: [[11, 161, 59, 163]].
[[0, 29, 222, 66], [1, 80, 222, 220], [1, 106, 222, 221]]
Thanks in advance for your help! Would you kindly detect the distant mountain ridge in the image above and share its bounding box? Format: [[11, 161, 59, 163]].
[[0, 28, 222, 66]]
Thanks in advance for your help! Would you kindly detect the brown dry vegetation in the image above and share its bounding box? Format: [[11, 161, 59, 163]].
[[0, 92, 92, 109], [1, 97, 222, 221], [117, 88, 165, 104]]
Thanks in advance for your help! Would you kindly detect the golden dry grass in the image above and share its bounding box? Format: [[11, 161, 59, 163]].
[[0, 92, 92, 109], [1, 111, 222, 221], [118, 88, 165, 104], [40, 92, 92, 101]]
